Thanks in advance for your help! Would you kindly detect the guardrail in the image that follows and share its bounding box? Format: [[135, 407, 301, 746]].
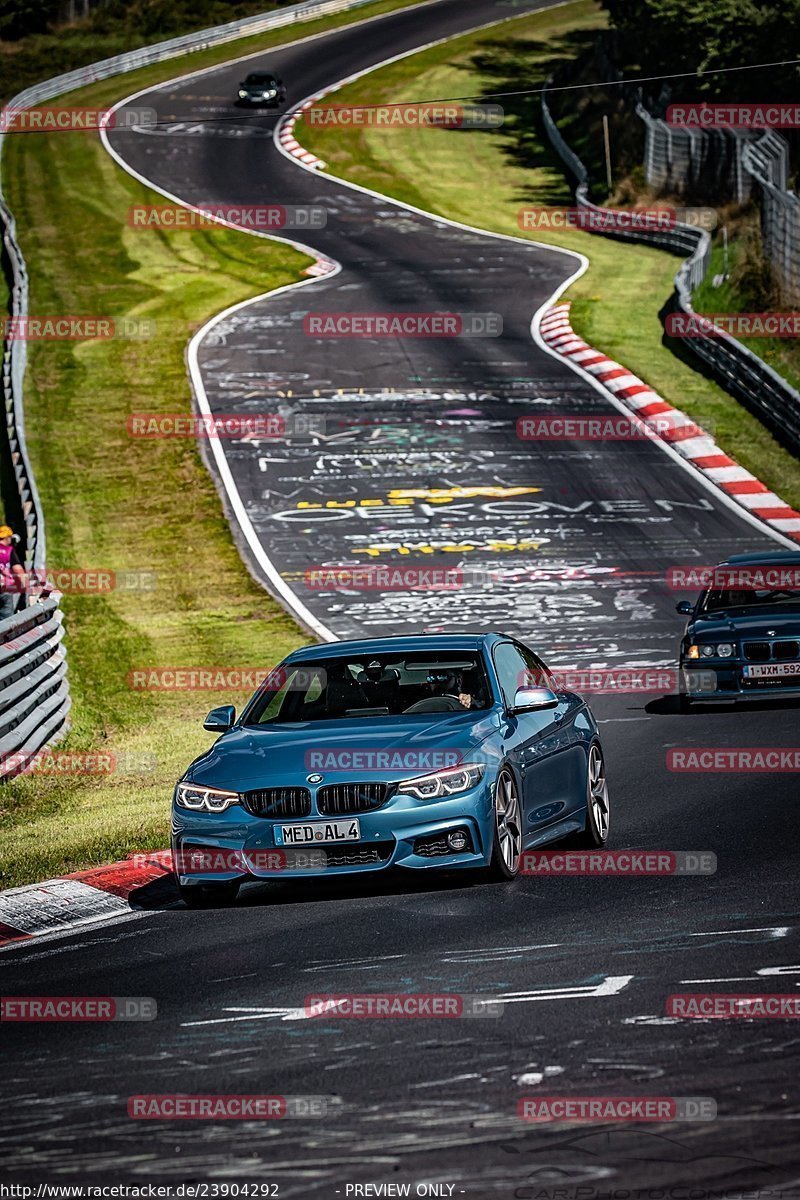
[[0, 0, 396, 778], [0, 588, 70, 780], [0, 197, 69, 774], [541, 73, 800, 457], [1, 198, 45, 576]]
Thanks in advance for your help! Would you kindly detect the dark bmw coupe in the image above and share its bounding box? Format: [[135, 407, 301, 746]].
[[236, 71, 286, 107], [677, 550, 800, 707]]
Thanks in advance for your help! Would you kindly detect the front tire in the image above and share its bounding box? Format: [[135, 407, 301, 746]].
[[572, 742, 610, 848], [178, 880, 241, 908], [488, 768, 522, 880]]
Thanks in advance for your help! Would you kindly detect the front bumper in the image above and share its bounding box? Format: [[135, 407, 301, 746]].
[[681, 664, 800, 703], [237, 94, 282, 106], [171, 782, 494, 884]]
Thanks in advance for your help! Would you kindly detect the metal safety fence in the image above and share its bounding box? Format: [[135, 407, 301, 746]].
[[639, 108, 800, 309], [541, 73, 800, 457], [743, 135, 800, 309]]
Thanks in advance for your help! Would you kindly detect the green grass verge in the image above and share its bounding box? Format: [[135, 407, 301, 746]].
[[0, 0, 433, 889], [693, 239, 800, 396], [299, 0, 800, 512]]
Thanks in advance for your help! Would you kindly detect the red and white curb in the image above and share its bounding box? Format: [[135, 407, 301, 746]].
[[274, 96, 335, 276], [276, 100, 335, 279], [303, 255, 337, 277], [0, 851, 173, 948], [540, 303, 800, 543], [277, 99, 327, 171]]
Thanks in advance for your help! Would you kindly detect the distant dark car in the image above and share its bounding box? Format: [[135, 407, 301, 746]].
[[237, 71, 286, 107], [677, 550, 800, 707]]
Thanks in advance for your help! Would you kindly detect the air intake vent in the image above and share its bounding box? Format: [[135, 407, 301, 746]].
[[743, 642, 770, 662], [243, 787, 311, 818], [317, 782, 392, 815]]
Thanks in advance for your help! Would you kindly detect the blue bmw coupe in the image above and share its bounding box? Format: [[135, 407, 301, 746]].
[[171, 633, 610, 905]]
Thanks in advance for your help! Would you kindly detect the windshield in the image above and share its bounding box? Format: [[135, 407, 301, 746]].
[[242, 652, 492, 725], [245, 73, 276, 83], [701, 587, 800, 613]]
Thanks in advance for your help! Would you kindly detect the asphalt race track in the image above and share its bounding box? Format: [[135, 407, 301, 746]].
[[3, 0, 800, 1194]]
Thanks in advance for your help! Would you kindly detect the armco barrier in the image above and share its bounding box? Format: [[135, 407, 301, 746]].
[[2, 198, 44, 575], [541, 73, 800, 458], [0, 588, 70, 780], [0, 0, 398, 779]]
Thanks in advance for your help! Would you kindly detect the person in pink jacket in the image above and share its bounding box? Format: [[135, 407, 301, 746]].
[[0, 525, 27, 620]]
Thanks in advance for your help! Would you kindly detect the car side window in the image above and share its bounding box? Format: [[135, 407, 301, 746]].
[[492, 642, 528, 708], [515, 642, 554, 690]]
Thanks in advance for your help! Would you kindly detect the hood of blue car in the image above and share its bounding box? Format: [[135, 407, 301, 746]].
[[186, 711, 501, 790], [688, 608, 800, 641]]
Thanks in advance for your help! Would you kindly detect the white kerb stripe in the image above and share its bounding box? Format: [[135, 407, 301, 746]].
[[737, 492, 784, 510], [704, 465, 758, 483], [676, 436, 720, 458], [0, 878, 128, 935]]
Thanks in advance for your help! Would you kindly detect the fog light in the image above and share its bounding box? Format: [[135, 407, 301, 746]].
[[447, 830, 468, 852]]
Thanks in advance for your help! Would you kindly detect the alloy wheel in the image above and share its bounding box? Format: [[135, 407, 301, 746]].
[[495, 770, 522, 872], [588, 744, 610, 840]]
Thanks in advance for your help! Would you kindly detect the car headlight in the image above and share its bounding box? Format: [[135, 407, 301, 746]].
[[694, 643, 735, 659], [263, 89, 277, 98], [397, 763, 485, 800], [238, 89, 248, 98], [175, 782, 241, 812]]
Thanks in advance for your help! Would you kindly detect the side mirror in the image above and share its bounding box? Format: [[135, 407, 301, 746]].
[[509, 686, 559, 715], [203, 704, 235, 732], [676, 601, 694, 615]]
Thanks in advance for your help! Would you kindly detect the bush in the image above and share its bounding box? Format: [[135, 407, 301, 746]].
[[601, 0, 800, 103]]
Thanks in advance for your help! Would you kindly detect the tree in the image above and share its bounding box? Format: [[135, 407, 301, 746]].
[[0, 0, 61, 40], [600, 0, 800, 102]]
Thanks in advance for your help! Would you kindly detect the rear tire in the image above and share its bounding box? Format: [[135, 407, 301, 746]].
[[488, 768, 522, 880], [178, 881, 241, 908], [571, 742, 610, 848]]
